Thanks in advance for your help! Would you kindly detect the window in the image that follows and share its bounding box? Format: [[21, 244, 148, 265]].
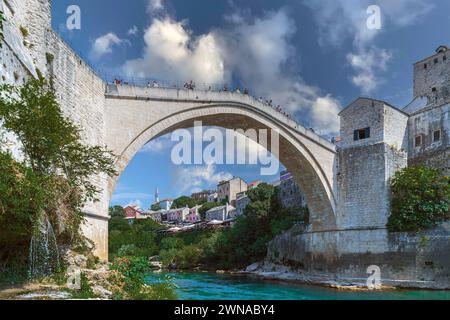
[[415, 135, 422, 147], [424, 63, 428, 69], [434, 58, 439, 64], [444, 56, 447, 61], [433, 130, 441, 142], [354, 127, 370, 141], [432, 87, 437, 92]]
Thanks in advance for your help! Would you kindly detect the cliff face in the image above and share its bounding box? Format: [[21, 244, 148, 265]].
[[262, 223, 450, 289]]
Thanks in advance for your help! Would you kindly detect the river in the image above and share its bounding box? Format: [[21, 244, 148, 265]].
[[145, 272, 450, 300]]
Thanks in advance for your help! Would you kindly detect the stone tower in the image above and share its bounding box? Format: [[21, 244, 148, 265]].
[[336, 98, 409, 229], [154, 187, 160, 204], [413, 45, 450, 106], [407, 46, 450, 175]]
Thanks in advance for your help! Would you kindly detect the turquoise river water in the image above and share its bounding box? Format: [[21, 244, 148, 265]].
[[145, 272, 450, 300]]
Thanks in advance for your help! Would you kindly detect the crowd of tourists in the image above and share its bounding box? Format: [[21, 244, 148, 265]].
[[109, 78, 325, 138]]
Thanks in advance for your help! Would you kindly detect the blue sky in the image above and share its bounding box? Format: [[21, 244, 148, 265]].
[[51, 0, 450, 209]]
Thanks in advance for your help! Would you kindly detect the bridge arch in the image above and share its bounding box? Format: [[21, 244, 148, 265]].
[[105, 91, 337, 231]]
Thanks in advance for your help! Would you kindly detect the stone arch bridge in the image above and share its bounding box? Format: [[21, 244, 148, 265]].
[[89, 84, 338, 259]]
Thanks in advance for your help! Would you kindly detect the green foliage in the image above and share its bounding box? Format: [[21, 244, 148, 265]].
[[70, 272, 97, 299], [158, 230, 218, 269], [419, 236, 429, 248], [151, 203, 161, 211], [0, 263, 28, 287], [0, 79, 116, 275], [160, 237, 184, 251], [0, 153, 49, 249], [109, 216, 131, 232], [0, 79, 116, 200], [141, 282, 178, 300], [387, 166, 450, 232], [45, 52, 54, 65], [171, 196, 197, 209], [109, 205, 125, 218], [111, 256, 176, 300], [108, 216, 163, 260], [19, 26, 28, 38], [198, 202, 222, 221], [160, 245, 202, 269], [203, 184, 304, 269]]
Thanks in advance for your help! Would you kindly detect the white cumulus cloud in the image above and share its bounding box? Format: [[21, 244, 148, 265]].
[[310, 96, 341, 135], [303, 0, 433, 94], [127, 25, 139, 36], [124, 17, 226, 84], [90, 32, 125, 60], [139, 135, 172, 154], [123, 8, 342, 136], [347, 48, 392, 94], [148, 0, 164, 12], [173, 164, 233, 194]]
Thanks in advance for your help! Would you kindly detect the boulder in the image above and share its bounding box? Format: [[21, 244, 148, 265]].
[[92, 285, 113, 299], [149, 255, 160, 262], [245, 262, 261, 272]]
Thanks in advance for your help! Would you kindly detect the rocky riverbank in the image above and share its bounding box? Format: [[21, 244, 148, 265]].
[[239, 260, 450, 291], [0, 250, 121, 300]]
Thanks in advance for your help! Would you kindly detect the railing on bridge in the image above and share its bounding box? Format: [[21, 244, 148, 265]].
[[59, 33, 336, 142]]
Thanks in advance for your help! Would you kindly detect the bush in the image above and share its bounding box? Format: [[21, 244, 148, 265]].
[[0, 153, 48, 254], [111, 256, 176, 300], [109, 205, 125, 218], [171, 196, 197, 209], [157, 229, 219, 269], [160, 245, 202, 269], [108, 217, 162, 260], [70, 272, 97, 299], [387, 166, 450, 232]]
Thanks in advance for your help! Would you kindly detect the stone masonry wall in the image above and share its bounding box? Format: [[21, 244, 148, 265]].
[[414, 48, 450, 105], [408, 103, 450, 175], [46, 31, 109, 259], [266, 222, 450, 289], [339, 99, 385, 148], [383, 104, 409, 150], [336, 143, 403, 229]]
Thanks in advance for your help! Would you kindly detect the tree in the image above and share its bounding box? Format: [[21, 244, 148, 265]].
[[109, 205, 125, 218], [172, 196, 196, 209], [387, 166, 450, 232], [108, 217, 161, 260], [0, 79, 116, 201], [0, 79, 116, 271], [151, 203, 161, 211]]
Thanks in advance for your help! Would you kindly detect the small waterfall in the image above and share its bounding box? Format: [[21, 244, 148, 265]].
[[29, 214, 61, 278]]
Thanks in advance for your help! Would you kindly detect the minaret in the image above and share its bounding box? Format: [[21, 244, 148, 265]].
[[154, 187, 160, 204]]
